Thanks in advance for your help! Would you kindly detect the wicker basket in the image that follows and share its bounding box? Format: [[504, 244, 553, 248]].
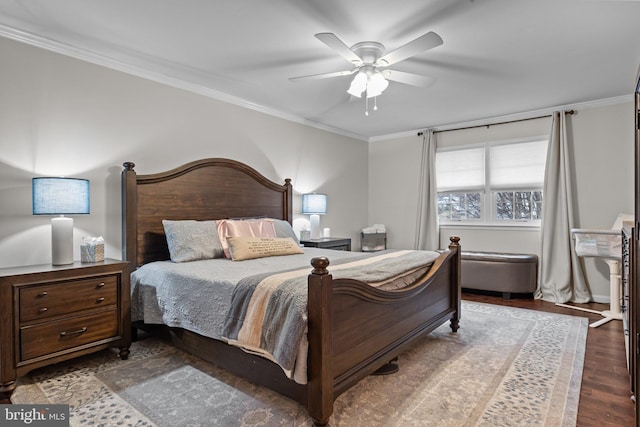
[[361, 232, 386, 252]]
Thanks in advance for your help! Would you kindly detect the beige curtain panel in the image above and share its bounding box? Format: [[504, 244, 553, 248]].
[[536, 111, 590, 303], [416, 129, 440, 250]]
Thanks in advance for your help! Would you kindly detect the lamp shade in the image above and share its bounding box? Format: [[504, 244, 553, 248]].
[[33, 177, 90, 215], [301, 193, 327, 215], [366, 71, 389, 98], [347, 71, 367, 98]]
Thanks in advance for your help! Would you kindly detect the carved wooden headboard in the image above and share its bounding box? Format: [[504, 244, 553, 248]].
[[121, 158, 293, 267]]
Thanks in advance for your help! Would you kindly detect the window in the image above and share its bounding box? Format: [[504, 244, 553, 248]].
[[436, 138, 548, 225]]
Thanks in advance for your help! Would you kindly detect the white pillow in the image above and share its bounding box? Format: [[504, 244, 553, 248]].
[[162, 220, 224, 262], [272, 219, 301, 246]]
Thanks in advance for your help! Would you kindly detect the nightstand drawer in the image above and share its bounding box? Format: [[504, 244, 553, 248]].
[[20, 310, 119, 360], [20, 276, 118, 322]]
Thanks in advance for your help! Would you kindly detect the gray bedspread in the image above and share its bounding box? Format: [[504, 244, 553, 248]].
[[130, 248, 440, 384], [130, 248, 360, 337]]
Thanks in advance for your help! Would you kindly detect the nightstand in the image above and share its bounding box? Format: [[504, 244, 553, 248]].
[[0, 259, 130, 402], [301, 237, 351, 251]]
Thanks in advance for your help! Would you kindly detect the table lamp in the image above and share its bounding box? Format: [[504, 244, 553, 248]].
[[32, 177, 90, 265], [301, 193, 327, 239]]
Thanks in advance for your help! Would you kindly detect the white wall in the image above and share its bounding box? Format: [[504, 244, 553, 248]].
[[368, 135, 423, 250], [0, 37, 369, 268], [570, 102, 634, 301], [369, 101, 634, 302]]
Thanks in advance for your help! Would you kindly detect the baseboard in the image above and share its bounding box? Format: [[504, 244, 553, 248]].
[[591, 294, 609, 304]]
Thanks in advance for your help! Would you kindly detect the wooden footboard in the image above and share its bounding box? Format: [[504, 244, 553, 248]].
[[307, 236, 461, 426]]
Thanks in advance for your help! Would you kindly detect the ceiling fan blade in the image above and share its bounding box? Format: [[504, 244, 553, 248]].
[[382, 70, 436, 88], [377, 32, 443, 66], [315, 33, 362, 64], [289, 69, 356, 82]]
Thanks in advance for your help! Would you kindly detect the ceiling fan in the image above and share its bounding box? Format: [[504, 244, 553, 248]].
[[290, 32, 443, 114]]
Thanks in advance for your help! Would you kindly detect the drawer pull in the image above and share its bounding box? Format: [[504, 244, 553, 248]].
[[38, 307, 48, 313], [96, 297, 105, 303], [60, 327, 88, 337], [96, 282, 105, 288], [37, 291, 48, 297]]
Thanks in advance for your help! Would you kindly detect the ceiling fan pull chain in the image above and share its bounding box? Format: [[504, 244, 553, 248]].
[[374, 96, 378, 111], [365, 94, 369, 116]]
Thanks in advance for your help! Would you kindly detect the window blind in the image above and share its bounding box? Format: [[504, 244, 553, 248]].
[[490, 140, 548, 189], [435, 147, 484, 191]]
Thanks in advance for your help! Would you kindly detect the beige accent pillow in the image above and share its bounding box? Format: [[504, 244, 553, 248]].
[[227, 237, 304, 261], [216, 218, 278, 258]]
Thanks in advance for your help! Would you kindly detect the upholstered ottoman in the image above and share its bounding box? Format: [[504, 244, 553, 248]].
[[461, 251, 538, 299]]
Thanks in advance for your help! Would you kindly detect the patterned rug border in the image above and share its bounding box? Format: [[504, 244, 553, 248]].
[[461, 301, 588, 426]]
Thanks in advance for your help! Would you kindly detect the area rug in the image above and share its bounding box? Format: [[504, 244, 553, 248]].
[[12, 301, 587, 426]]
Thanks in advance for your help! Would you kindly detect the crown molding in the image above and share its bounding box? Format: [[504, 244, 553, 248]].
[[0, 24, 368, 142], [370, 94, 634, 142]]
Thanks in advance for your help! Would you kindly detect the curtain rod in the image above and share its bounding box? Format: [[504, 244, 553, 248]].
[[417, 110, 575, 136]]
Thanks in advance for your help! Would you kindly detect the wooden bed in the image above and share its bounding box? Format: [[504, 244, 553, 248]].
[[121, 158, 461, 426]]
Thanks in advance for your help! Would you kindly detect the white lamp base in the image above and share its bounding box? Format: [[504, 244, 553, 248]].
[[310, 214, 321, 239], [51, 216, 74, 265]]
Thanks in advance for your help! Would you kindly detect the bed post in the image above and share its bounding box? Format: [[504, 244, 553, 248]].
[[284, 178, 293, 224], [449, 236, 461, 332], [122, 162, 138, 266], [307, 256, 334, 426]]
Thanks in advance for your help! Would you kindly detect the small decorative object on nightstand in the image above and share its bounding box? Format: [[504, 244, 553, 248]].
[[0, 259, 130, 403], [301, 237, 351, 251]]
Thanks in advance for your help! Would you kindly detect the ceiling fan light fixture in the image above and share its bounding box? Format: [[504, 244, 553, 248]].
[[347, 71, 367, 98], [366, 71, 389, 98], [292, 31, 441, 112]]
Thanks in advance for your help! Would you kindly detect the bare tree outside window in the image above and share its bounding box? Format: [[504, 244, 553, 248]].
[[495, 191, 543, 220], [438, 192, 481, 220]]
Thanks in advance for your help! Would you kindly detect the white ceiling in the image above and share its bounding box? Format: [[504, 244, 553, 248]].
[[0, 0, 639, 140]]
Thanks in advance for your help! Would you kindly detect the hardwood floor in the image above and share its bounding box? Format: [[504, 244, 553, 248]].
[[463, 291, 635, 427]]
